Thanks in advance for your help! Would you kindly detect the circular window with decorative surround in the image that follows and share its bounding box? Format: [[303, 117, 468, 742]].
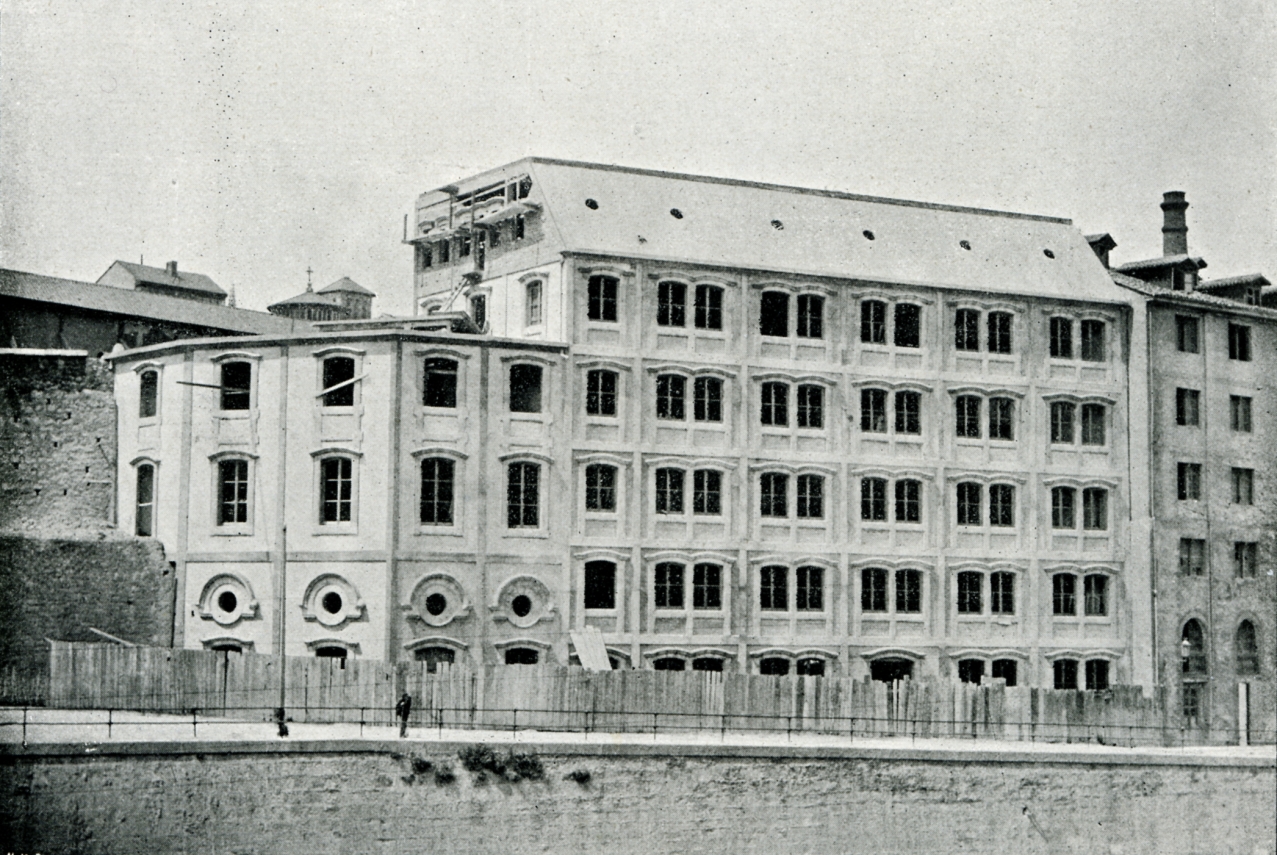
[[198, 574, 259, 627], [409, 574, 470, 628], [302, 574, 365, 628], [493, 575, 554, 629]]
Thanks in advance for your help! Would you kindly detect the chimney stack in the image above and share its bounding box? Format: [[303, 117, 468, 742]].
[[166, 260, 178, 277], [1161, 191, 1189, 257]]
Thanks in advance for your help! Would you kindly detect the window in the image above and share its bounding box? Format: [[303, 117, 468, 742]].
[[509, 364, 542, 413], [989, 484, 1014, 527], [1236, 621, 1259, 675], [990, 571, 1014, 614], [957, 571, 982, 614], [1179, 538, 1206, 576], [955, 396, 981, 438], [586, 370, 617, 416], [796, 294, 823, 338], [694, 284, 722, 330], [1080, 320, 1105, 361], [895, 569, 921, 613], [1176, 315, 1199, 353], [796, 474, 823, 519], [489, 224, 500, 248], [526, 281, 542, 326], [1052, 573, 1077, 615], [1084, 574, 1108, 616], [459, 234, 471, 257], [505, 648, 539, 665], [760, 565, 787, 610], [1082, 488, 1108, 531], [761, 381, 788, 426], [895, 479, 921, 523], [1053, 659, 1078, 690], [585, 464, 617, 512], [991, 659, 1018, 686], [693, 376, 722, 422], [861, 389, 887, 432], [958, 659, 985, 684], [955, 308, 980, 351], [321, 356, 356, 407], [797, 658, 825, 676], [760, 473, 788, 517], [760, 658, 790, 676], [693, 470, 721, 515], [1234, 542, 1257, 578], [861, 300, 886, 344], [1049, 317, 1073, 358], [895, 391, 921, 434], [987, 312, 1012, 354], [420, 458, 455, 524], [894, 304, 921, 347], [220, 362, 251, 411], [861, 477, 887, 521], [1081, 404, 1106, 445], [1177, 463, 1201, 500], [507, 462, 539, 528], [1182, 620, 1207, 675], [1085, 660, 1109, 691], [135, 463, 155, 536], [584, 561, 615, 609], [1175, 388, 1200, 426], [654, 562, 684, 608], [469, 295, 486, 330], [438, 239, 450, 263], [693, 563, 722, 609], [656, 374, 686, 420], [588, 275, 618, 322], [513, 215, 526, 240], [1050, 402, 1075, 443], [796, 384, 823, 428], [861, 567, 887, 612], [655, 468, 684, 514], [760, 292, 788, 336], [218, 459, 249, 525], [657, 281, 686, 327], [320, 457, 353, 524], [796, 565, 823, 611], [417, 244, 433, 270], [423, 358, 458, 408], [1230, 396, 1253, 432], [1228, 323, 1252, 361], [1232, 468, 1254, 505], [654, 657, 685, 671], [139, 370, 158, 418], [956, 482, 982, 525], [988, 397, 1015, 440], [1052, 487, 1076, 528]]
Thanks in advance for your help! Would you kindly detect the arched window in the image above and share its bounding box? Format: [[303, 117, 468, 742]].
[[692, 657, 724, 672], [506, 462, 539, 528], [759, 657, 790, 676], [796, 658, 825, 677], [656, 374, 686, 420], [958, 659, 985, 684], [139, 370, 158, 418], [1182, 619, 1207, 675], [504, 647, 539, 665], [420, 458, 455, 524], [415, 647, 456, 673], [653, 657, 686, 671], [1052, 658, 1078, 689], [1236, 621, 1260, 675], [135, 463, 155, 536], [991, 658, 1018, 686], [319, 457, 354, 524], [870, 658, 913, 682]]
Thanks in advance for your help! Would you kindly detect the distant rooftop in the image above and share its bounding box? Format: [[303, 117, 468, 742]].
[[99, 260, 227, 297], [317, 276, 375, 296]]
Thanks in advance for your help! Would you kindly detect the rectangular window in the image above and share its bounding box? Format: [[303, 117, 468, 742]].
[[694, 284, 723, 330], [861, 567, 887, 612], [321, 356, 356, 407], [1234, 542, 1257, 578], [895, 569, 921, 613], [693, 563, 722, 609], [796, 474, 823, 519], [693, 469, 721, 515], [1052, 574, 1077, 615], [861, 477, 887, 521], [761, 381, 788, 426], [1085, 660, 1109, 692], [1050, 402, 1075, 443], [1082, 487, 1108, 531], [1084, 574, 1108, 617], [796, 566, 823, 611], [894, 303, 921, 348], [990, 572, 1014, 615], [218, 459, 249, 525], [655, 468, 685, 514], [1080, 320, 1105, 361], [135, 464, 154, 536], [760, 473, 788, 518], [956, 482, 982, 525], [760, 565, 788, 611], [1081, 404, 1106, 445], [139, 370, 158, 418], [796, 384, 823, 428], [654, 563, 684, 609], [1052, 487, 1076, 529], [584, 562, 615, 609], [420, 458, 455, 524], [320, 457, 353, 524], [587, 275, 618, 322], [1049, 317, 1073, 358], [525, 281, 542, 326], [955, 308, 980, 351], [509, 364, 543, 413], [989, 484, 1015, 527], [760, 292, 789, 337], [957, 571, 983, 614], [1053, 659, 1078, 690], [656, 374, 686, 420], [417, 244, 432, 270], [1230, 396, 1253, 432], [459, 234, 471, 257], [861, 300, 886, 344], [796, 294, 823, 339], [988, 398, 1015, 440], [895, 479, 921, 523], [506, 462, 539, 528], [1176, 315, 1199, 353], [586, 370, 617, 416], [513, 214, 526, 240], [1232, 468, 1254, 505], [423, 358, 458, 408], [657, 281, 686, 327], [861, 388, 887, 432], [1177, 463, 1201, 500], [987, 312, 1013, 354], [585, 464, 617, 512], [438, 239, 450, 262], [220, 362, 251, 411], [1179, 538, 1206, 576], [469, 295, 486, 330], [895, 391, 921, 434], [1229, 323, 1252, 361], [1175, 388, 1200, 426], [693, 376, 722, 422], [955, 396, 981, 438]]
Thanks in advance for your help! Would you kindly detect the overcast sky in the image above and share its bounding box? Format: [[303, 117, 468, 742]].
[[3, 0, 1273, 315]]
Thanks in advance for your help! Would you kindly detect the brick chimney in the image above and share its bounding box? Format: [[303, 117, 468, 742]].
[[1161, 191, 1189, 257], [165, 260, 178, 277]]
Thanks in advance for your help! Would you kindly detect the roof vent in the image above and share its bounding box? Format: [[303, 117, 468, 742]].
[[862, 230, 875, 241], [1043, 249, 1055, 259], [585, 198, 599, 210], [669, 208, 683, 219], [959, 240, 972, 251], [771, 219, 784, 230]]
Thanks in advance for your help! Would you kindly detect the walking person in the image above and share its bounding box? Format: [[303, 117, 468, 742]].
[[396, 691, 412, 738]]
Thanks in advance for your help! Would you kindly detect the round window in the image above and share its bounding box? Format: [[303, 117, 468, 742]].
[[217, 590, 238, 613], [511, 594, 532, 618], [425, 592, 447, 616], [322, 591, 343, 614]]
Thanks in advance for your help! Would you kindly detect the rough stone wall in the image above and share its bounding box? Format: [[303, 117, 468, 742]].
[[1, 743, 1273, 855]]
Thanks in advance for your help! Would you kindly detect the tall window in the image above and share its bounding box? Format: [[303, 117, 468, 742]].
[[1085, 660, 1110, 691], [321, 356, 356, 407], [1050, 402, 1075, 443], [135, 463, 155, 536], [861, 300, 886, 344], [586, 370, 617, 416], [509, 364, 543, 413], [796, 295, 823, 338], [1234, 542, 1257, 578], [655, 468, 685, 514], [861, 388, 887, 432], [693, 470, 722, 515], [585, 464, 617, 512], [989, 484, 1014, 527], [1228, 323, 1252, 361], [693, 563, 722, 609], [469, 295, 486, 330], [895, 479, 921, 523], [861, 477, 887, 521], [895, 391, 921, 434], [1049, 317, 1073, 358], [796, 474, 823, 519], [588, 275, 618, 322], [1082, 488, 1108, 530], [1178, 539, 1206, 576], [218, 459, 249, 525], [694, 284, 723, 330], [584, 561, 615, 609], [990, 571, 1014, 614], [1230, 396, 1253, 432], [1052, 573, 1077, 615], [955, 308, 980, 351], [525, 281, 542, 326], [654, 562, 684, 608], [507, 462, 539, 528], [957, 571, 982, 614], [139, 370, 158, 418], [760, 292, 789, 337], [861, 567, 887, 612], [438, 238, 450, 262], [955, 396, 981, 438], [796, 566, 823, 611], [220, 362, 251, 411], [657, 281, 686, 327], [1083, 574, 1108, 616], [1176, 315, 1199, 353], [760, 473, 788, 517], [987, 312, 1012, 353], [1081, 404, 1106, 445], [761, 382, 788, 426], [1177, 463, 1201, 500], [1232, 468, 1254, 505], [894, 304, 921, 348], [1181, 620, 1207, 675], [694, 376, 722, 422], [320, 457, 353, 524], [1080, 320, 1105, 361], [760, 565, 787, 610], [958, 660, 985, 684], [1053, 659, 1078, 690], [656, 374, 686, 420], [420, 458, 455, 524], [796, 384, 823, 428], [1175, 388, 1200, 426], [1236, 621, 1260, 675], [956, 482, 982, 525], [988, 397, 1015, 440], [423, 358, 458, 408], [1051, 487, 1076, 528], [895, 569, 921, 613]]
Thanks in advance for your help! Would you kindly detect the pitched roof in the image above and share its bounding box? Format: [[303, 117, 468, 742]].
[[102, 260, 227, 296], [1113, 254, 1206, 274], [1108, 271, 1277, 320], [317, 276, 375, 296], [268, 290, 345, 309], [1196, 273, 1269, 291]]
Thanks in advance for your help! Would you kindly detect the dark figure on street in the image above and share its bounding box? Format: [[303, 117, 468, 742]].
[[396, 692, 412, 738]]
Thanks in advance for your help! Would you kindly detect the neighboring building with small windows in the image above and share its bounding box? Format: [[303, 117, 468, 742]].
[[268, 277, 377, 323]]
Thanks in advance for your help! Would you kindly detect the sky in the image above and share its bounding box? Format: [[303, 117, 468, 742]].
[[2, 0, 1274, 316]]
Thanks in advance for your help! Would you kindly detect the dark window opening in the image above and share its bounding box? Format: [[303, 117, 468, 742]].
[[585, 464, 617, 512], [956, 482, 981, 526], [861, 300, 886, 344], [694, 376, 722, 422], [1080, 320, 1105, 362], [1175, 315, 1199, 353], [894, 304, 920, 348], [760, 565, 787, 610], [955, 308, 980, 351], [990, 571, 1014, 615], [693, 469, 722, 516], [505, 648, 539, 665], [796, 565, 823, 611], [321, 591, 343, 614], [760, 473, 787, 517], [220, 362, 251, 411], [217, 591, 238, 613], [693, 657, 724, 672], [991, 659, 1018, 686], [584, 561, 615, 610], [1085, 659, 1109, 691], [511, 595, 532, 617], [1182, 620, 1207, 675], [761, 381, 788, 426], [958, 659, 985, 684], [955, 396, 981, 438], [987, 311, 1012, 353], [506, 462, 539, 528], [797, 384, 823, 428], [694, 285, 723, 330], [1051, 402, 1075, 443], [588, 275, 618, 322], [989, 483, 1015, 527], [957, 571, 983, 614], [1052, 573, 1077, 615], [1049, 317, 1073, 359], [415, 647, 455, 673], [861, 477, 887, 521], [657, 281, 686, 327], [316, 646, 348, 662], [861, 567, 887, 613], [656, 374, 686, 420], [861, 388, 887, 433], [895, 390, 921, 434], [655, 468, 685, 514], [586, 369, 617, 416], [654, 562, 684, 609], [322, 357, 356, 407], [760, 291, 789, 337], [895, 569, 921, 613], [1237, 621, 1260, 675], [797, 658, 825, 677], [760, 657, 790, 676], [1229, 323, 1252, 361], [139, 370, 158, 418], [423, 358, 458, 408], [796, 474, 823, 519], [870, 659, 913, 682], [988, 397, 1015, 440], [796, 294, 823, 339], [509, 364, 543, 413], [1053, 659, 1078, 690], [693, 563, 722, 609], [425, 593, 447, 616], [1179, 538, 1206, 576], [654, 657, 686, 671]]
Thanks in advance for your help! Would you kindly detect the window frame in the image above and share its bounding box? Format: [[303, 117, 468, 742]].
[[213, 455, 253, 532], [416, 452, 460, 529], [505, 457, 546, 533], [1175, 315, 1200, 353], [587, 274, 619, 323], [133, 459, 157, 537], [1228, 323, 1252, 361], [137, 365, 161, 420], [315, 452, 359, 529]]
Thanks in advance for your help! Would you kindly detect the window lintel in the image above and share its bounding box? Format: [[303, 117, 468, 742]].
[[210, 351, 263, 364], [310, 447, 363, 459], [410, 446, 469, 461]]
